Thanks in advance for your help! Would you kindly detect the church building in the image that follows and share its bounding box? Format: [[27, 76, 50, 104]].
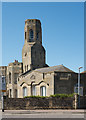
[[0, 19, 86, 98]]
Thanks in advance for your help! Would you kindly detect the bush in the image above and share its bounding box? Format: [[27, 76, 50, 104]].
[[24, 95, 48, 98], [50, 93, 74, 98], [24, 94, 74, 98]]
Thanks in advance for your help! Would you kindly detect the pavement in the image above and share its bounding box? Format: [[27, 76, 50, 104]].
[[1, 109, 86, 119], [1, 109, 85, 114]]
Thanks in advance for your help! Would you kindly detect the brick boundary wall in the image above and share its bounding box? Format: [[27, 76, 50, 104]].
[[3, 95, 86, 110]]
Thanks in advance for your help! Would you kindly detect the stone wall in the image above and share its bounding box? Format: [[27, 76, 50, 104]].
[[3, 97, 74, 110], [3, 95, 86, 110]]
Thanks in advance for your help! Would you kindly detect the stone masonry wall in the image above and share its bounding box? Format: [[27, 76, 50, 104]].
[[3, 95, 86, 110], [3, 97, 74, 110]]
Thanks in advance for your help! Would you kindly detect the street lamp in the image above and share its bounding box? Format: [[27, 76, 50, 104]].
[[78, 67, 83, 108]]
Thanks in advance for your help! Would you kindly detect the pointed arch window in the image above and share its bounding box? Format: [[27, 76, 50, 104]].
[[29, 29, 34, 39]]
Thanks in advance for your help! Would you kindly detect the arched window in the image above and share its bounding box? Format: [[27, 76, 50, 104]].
[[29, 29, 34, 39], [23, 87, 27, 97], [40, 86, 46, 96]]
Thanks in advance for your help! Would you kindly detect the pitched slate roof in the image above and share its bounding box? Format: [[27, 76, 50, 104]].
[[34, 65, 75, 73], [19, 65, 75, 77]]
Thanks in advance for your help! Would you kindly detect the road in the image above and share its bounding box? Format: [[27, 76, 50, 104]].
[[0, 109, 86, 120]]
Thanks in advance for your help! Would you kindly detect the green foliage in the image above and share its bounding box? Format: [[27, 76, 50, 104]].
[[50, 93, 74, 98], [24, 95, 48, 98], [24, 94, 74, 98]]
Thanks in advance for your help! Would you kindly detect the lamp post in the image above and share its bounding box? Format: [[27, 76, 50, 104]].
[[78, 67, 83, 108]]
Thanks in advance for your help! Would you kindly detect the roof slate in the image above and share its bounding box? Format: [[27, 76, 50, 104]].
[[34, 65, 74, 73], [19, 65, 75, 77]]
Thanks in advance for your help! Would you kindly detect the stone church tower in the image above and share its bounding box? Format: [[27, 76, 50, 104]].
[[22, 19, 47, 73]]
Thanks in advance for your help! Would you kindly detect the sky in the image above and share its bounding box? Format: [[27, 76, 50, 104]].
[[2, 2, 84, 73]]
